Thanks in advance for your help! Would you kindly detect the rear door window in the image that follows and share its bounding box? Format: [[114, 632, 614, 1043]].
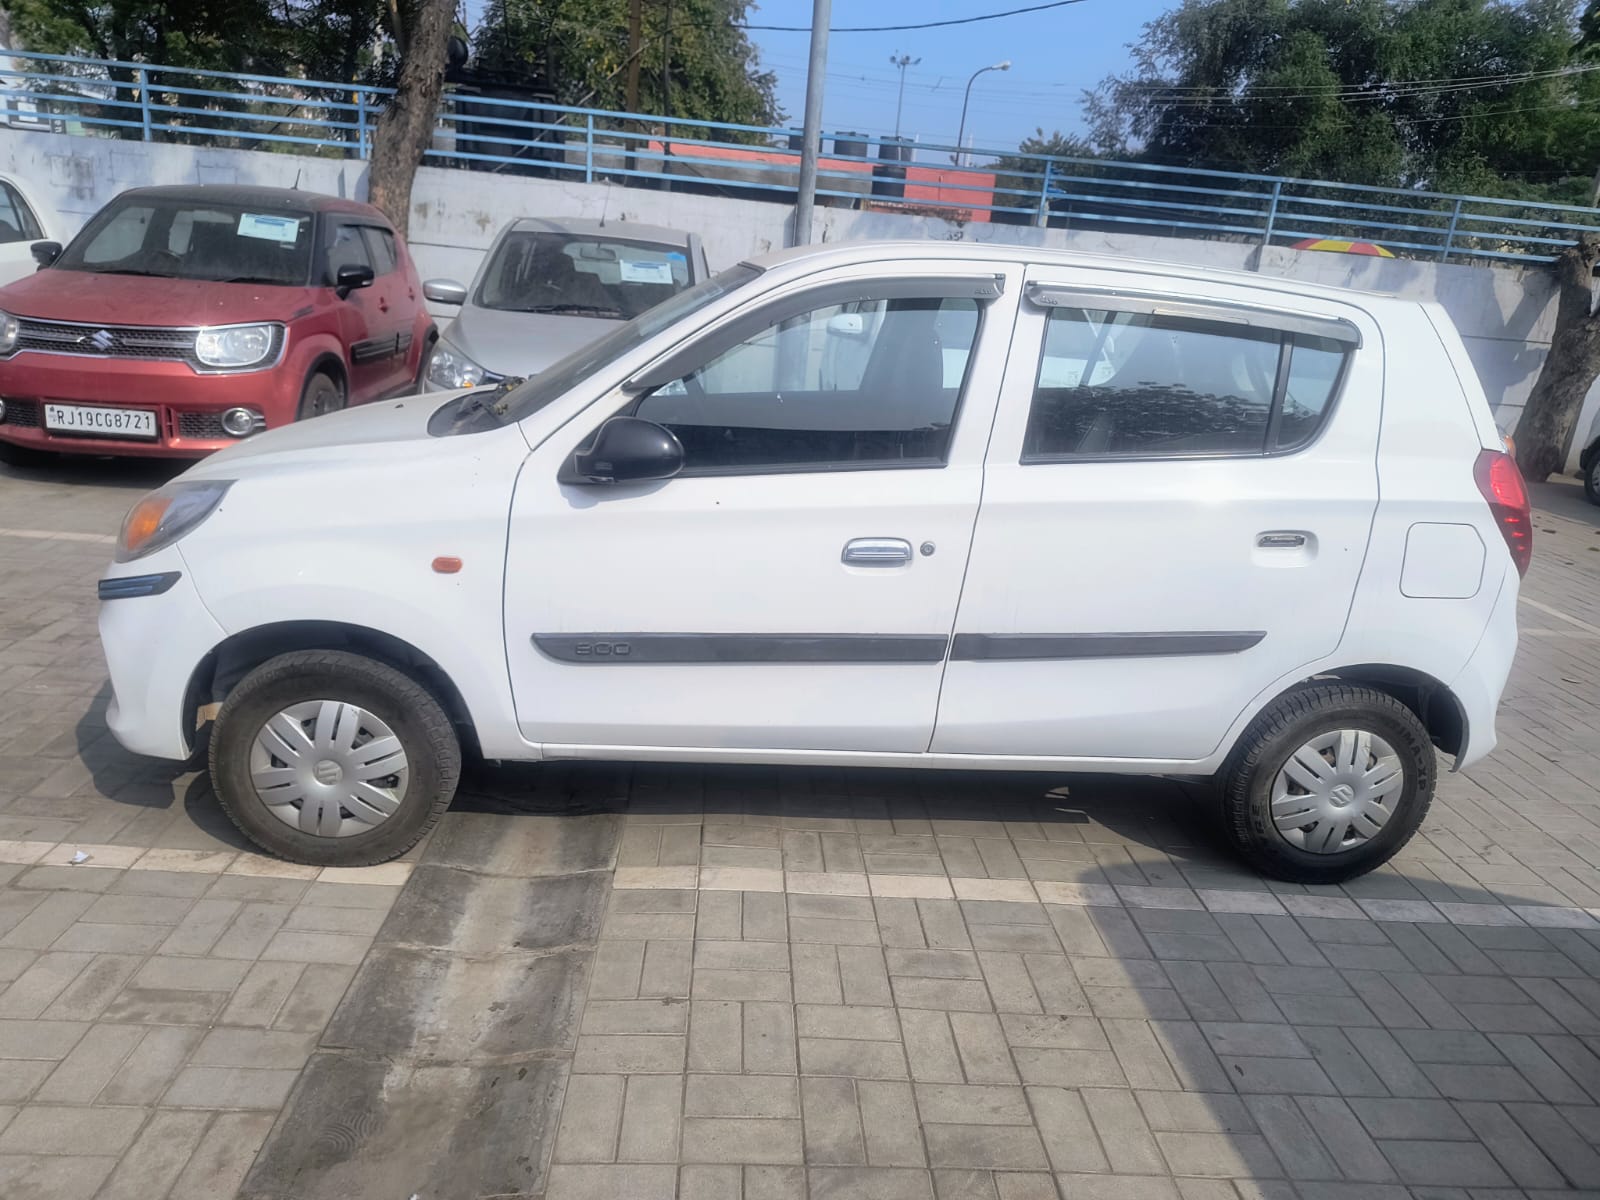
[[0, 182, 42, 243], [1022, 304, 1351, 460], [360, 226, 399, 276]]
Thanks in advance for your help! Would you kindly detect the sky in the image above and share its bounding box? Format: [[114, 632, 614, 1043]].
[[743, 0, 1175, 154]]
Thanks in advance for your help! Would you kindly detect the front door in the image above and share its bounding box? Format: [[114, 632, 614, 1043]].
[[503, 264, 1020, 754], [932, 265, 1382, 764]]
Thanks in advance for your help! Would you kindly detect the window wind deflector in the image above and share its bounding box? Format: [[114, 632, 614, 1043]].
[[1024, 283, 1362, 348], [623, 273, 1007, 394]]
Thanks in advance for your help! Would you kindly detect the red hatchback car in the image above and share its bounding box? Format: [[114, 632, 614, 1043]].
[[0, 185, 434, 461]]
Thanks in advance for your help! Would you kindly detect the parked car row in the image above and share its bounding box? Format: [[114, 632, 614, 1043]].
[[0, 184, 707, 463]]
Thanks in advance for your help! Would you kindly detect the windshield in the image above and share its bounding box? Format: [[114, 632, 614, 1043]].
[[481, 263, 762, 427], [55, 197, 315, 285], [477, 230, 695, 320]]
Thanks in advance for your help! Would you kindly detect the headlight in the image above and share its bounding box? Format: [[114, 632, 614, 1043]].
[[427, 341, 500, 390], [116, 480, 233, 563], [0, 309, 18, 355], [195, 324, 277, 368]]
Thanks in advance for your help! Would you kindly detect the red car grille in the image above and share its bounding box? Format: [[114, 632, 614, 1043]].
[[0, 399, 41, 427], [14, 319, 200, 364]]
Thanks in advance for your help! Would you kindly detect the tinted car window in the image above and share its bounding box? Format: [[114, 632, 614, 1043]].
[[632, 294, 980, 473], [326, 223, 374, 278], [57, 197, 314, 285], [1023, 308, 1280, 459], [1277, 335, 1346, 450], [477, 231, 694, 320], [361, 226, 399, 276], [0, 183, 41, 243]]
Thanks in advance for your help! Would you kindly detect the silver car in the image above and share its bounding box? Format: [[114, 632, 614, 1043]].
[[421, 217, 708, 390]]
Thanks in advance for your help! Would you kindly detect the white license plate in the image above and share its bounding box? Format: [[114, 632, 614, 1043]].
[[43, 404, 158, 439]]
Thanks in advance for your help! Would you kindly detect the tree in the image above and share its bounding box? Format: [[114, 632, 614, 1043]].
[[1086, 0, 1600, 199], [367, 0, 453, 234], [989, 129, 1095, 221], [471, 0, 778, 131], [1517, 235, 1600, 481]]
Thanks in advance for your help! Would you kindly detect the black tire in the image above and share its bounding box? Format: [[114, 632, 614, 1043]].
[[1584, 452, 1600, 506], [297, 371, 346, 421], [1219, 683, 1434, 884], [209, 650, 460, 866]]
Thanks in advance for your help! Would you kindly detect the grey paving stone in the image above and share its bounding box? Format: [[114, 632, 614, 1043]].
[[745, 1000, 798, 1074], [33, 1021, 143, 1102], [949, 1012, 1022, 1085], [1057, 1174, 1179, 1200], [1501, 1101, 1600, 1186], [682, 1116, 804, 1163], [800, 1036, 909, 1079], [859, 1079, 925, 1166], [924, 1123, 1049, 1170], [575, 1033, 686, 1074], [810, 1165, 936, 1200], [0, 1153, 117, 1200], [271, 962, 356, 1032], [98, 1024, 203, 1105], [1453, 1102, 1566, 1190], [802, 1075, 866, 1166], [839, 945, 895, 1006], [240, 1054, 567, 1199], [1350, 1098, 1475, 1141], [915, 1083, 1031, 1126], [95, 1109, 212, 1200], [424, 811, 622, 876], [0, 1016, 86, 1060], [1154, 1131, 1283, 1178], [619, 1073, 683, 1162], [1136, 1089, 1256, 1134], [1221, 1055, 1340, 1095], [544, 1163, 676, 1200], [901, 1010, 964, 1083], [0, 1103, 147, 1154], [377, 865, 608, 954], [798, 1004, 902, 1041], [553, 1073, 624, 1162], [1422, 1064, 1546, 1103], [1244, 1094, 1339, 1180], [680, 1163, 741, 1200], [1380, 1140, 1513, 1188]]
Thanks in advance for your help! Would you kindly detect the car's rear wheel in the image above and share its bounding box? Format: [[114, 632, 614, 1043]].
[[1584, 452, 1600, 506], [297, 371, 346, 421], [209, 650, 460, 865], [1219, 683, 1434, 883]]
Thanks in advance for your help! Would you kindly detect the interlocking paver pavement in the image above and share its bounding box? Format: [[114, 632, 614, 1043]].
[[3, 457, 1600, 1198]]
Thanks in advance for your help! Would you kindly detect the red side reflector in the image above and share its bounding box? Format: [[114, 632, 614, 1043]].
[[1473, 449, 1531, 577], [432, 556, 463, 575]]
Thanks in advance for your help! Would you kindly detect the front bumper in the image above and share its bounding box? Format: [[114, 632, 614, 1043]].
[[0, 353, 295, 458], [100, 552, 227, 760]]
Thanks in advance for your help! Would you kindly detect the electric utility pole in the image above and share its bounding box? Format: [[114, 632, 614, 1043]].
[[889, 52, 920, 139], [792, 0, 831, 246]]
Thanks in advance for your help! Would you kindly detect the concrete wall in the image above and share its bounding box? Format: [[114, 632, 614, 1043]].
[[4, 128, 1593, 464]]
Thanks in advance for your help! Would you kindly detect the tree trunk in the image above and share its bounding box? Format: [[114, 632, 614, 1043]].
[[368, 0, 454, 237], [1516, 234, 1600, 482]]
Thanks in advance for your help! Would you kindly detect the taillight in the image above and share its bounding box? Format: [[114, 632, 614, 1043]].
[[1473, 449, 1531, 577]]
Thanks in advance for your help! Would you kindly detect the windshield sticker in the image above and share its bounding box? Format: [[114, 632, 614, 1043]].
[[238, 213, 302, 243], [619, 259, 675, 285], [665, 251, 686, 261]]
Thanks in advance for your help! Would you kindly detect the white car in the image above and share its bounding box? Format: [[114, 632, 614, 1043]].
[[97, 242, 1527, 883], [0, 171, 52, 288]]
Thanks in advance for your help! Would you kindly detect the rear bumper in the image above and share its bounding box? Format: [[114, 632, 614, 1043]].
[[1447, 568, 1518, 770], [100, 551, 226, 760], [0, 353, 300, 457]]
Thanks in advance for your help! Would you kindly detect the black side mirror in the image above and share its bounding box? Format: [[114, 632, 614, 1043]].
[[30, 241, 62, 269], [563, 416, 684, 485], [334, 263, 375, 299]]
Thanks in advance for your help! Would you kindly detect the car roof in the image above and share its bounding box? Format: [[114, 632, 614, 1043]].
[[744, 240, 1403, 307], [503, 216, 695, 247], [114, 185, 385, 221]]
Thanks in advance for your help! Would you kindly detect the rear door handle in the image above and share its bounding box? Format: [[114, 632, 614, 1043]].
[[1257, 531, 1308, 548], [842, 537, 913, 567]]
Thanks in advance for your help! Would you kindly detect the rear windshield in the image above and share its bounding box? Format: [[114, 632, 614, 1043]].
[[477, 230, 695, 320], [54, 197, 315, 286]]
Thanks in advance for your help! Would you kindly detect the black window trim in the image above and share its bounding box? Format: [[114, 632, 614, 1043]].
[[1019, 290, 1356, 467], [619, 272, 1005, 479]]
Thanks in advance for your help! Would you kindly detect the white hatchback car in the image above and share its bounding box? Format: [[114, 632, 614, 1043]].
[[97, 242, 1528, 883]]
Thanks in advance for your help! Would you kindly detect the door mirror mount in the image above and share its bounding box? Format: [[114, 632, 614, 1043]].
[[826, 312, 868, 339], [423, 278, 468, 305], [562, 416, 685, 485], [334, 263, 375, 299], [30, 240, 62, 269]]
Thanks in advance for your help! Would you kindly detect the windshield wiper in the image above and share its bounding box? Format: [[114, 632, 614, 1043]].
[[211, 275, 284, 285], [513, 303, 625, 317], [92, 268, 177, 278]]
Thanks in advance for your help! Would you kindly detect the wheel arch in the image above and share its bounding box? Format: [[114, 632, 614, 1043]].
[[185, 619, 479, 756], [1240, 664, 1466, 763]]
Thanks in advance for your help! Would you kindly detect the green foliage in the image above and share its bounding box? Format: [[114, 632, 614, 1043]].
[[1086, 0, 1600, 197], [2, 0, 299, 72], [471, 0, 778, 130]]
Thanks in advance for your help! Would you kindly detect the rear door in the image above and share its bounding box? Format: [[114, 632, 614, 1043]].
[[0, 177, 47, 288], [324, 220, 407, 400], [932, 267, 1382, 764], [358, 225, 418, 394]]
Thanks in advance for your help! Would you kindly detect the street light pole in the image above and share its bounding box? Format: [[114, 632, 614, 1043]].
[[955, 60, 1010, 167], [792, 0, 831, 247], [889, 52, 920, 140]]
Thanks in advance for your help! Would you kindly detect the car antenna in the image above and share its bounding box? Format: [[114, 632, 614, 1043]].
[[598, 180, 611, 228], [292, 169, 302, 190]]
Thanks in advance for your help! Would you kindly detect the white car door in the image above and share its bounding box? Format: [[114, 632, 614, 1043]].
[[932, 266, 1382, 764], [0, 175, 49, 288], [503, 262, 1021, 754]]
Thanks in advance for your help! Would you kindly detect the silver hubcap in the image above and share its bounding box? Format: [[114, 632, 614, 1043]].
[[249, 700, 409, 838], [1270, 728, 1404, 855]]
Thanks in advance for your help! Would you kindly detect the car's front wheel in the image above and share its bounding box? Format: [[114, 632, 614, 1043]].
[[1219, 683, 1434, 883], [209, 650, 461, 865], [298, 371, 347, 421], [1584, 452, 1600, 506]]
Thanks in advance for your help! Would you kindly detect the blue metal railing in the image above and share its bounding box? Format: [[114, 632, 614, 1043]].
[[3, 48, 1596, 265]]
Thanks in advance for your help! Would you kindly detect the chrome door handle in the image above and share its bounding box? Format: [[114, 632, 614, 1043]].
[[1257, 531, 1308, 548], [842, 537, 913, 566]]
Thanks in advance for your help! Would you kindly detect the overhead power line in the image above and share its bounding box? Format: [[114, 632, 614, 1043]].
[[741, 0, 1090, 34]]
